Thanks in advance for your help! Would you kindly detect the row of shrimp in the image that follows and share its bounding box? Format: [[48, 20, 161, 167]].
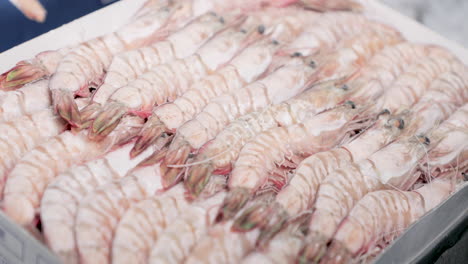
[[0, 0, 467, 263]]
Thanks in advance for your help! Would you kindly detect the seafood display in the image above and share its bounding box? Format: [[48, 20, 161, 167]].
[[0, 0, 467, 264]]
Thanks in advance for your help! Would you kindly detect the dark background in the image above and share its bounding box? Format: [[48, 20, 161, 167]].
[[0, 0, 119, 52]]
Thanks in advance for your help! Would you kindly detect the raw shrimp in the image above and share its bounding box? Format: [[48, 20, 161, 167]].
[[185, 221, 260, 264], [41, 143, 154, 264], [233, 110, 407, 242], [130, 9, 323, 157], [148, 191, 226, 264], [217, 102, 371, 222], [0, 49, 70, 90], [9, 0, 46, 22], [185, 43, 430, 198], [0, 108, 67, 196], [420, 103, 468, 179], [110, 175, 225, 264], [1, 116, 143, 226], [243, 57, 467, 239], [321, 179, 454, 264], [61, 0, 306, 127], [156, 56, 318, 188], [299, 134, 436, 261], [277, 13, 372, 57], [89, 22, 265, 140], [163, 25, 401, 188], [370, 48, 460, 113], [75, 164, 165, 264], [0, 80, 51, 122], [85, 12, 229, 113]]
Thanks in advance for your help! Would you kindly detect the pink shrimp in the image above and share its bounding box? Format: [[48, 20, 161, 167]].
[[185, 220, 260, 264], [0, 49, 71, 90], [158, 27, 401, 186], [40, 143, 154, 264], [420, 103, 468, 180], [9, 0, 46, 22], [277, 13, 371, 57], [148, 191, 226, 264], [0, 109, 67, 196], [240, 56, 466, 240], [321, 179, 454, 264], [82, 12, 231, 124], [216, 102, 372, 222], [130, 9, 322, 157], [74, 164, 164, 264], [185, 43, 430, 198], [299, 105, 468, 263], [110, 175, 225, 264], [89, 20, 265, 140], [1, 116, 143, 226]]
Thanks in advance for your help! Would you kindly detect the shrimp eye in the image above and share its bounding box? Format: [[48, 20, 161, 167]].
[[272, 40, 279, 45], [341, 84, 349, 91], [291, 52, 303, 57], [257, 25, 266, 34], [219, 17, 225, 24], [417, 135, 430, 146], [463, 172, 468, 181], [393, 118, 405, 129], [345, 101, 356, 109], [240, 28, 247, 33], [309, 60, 316, 68], [378, 109, 390, 116], [209, 11, 217, 16]]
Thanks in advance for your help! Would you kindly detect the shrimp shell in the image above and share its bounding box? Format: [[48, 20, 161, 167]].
[[322, 179, 453, 263], [110, 184, 186, 264], [41, 143, 153, 264], [0, 108, 66, 196], [1, 116, 143, 226], [75, 164, 164, 264], [276, 111, 406, 217], [148, 191, 226, 264], [374, 48, 460, 112], [421, 103, 468, 179], [185, 221, 260, 264], [0, 80, 51, 122], [91, 12, 228, 105], [280, 13, 370, 56]]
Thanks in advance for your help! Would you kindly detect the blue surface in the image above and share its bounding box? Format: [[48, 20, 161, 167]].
[[0, 0, 119, 52]]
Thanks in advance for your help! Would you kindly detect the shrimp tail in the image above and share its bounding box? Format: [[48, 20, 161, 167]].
[[300, 0, 363, 12], [185, 162, 215, 198], [320, 240, 353, 264], [0, 61, 47, 90], [164, 140, 192, 168], [160, 165, 185, 189], [215, 187, 251, 222], [137, 148, 168, 167], [297, 232, 329, 264], [89, 102, 127, 140], [255, 205, 290, 248], [130, 118, 167, 158], [52, 89, 81, 127], [232, 203, 271, 232], [79, 102, 102, 129]]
